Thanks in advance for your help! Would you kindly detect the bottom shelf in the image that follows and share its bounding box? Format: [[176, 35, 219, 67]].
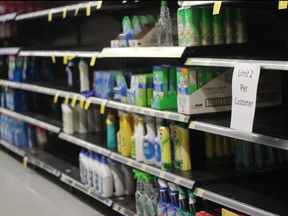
[[0, 138, 137, 216]]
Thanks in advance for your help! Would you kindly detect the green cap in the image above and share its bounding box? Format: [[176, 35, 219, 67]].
[[161, 0, 167, 6]]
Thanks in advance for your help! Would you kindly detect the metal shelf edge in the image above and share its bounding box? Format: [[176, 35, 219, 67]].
[[0, 138, 26, 157], [112, 203, 137, 216]]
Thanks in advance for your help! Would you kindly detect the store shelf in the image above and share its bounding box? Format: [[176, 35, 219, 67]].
[[0, 107, 61, 134], [0, 138, 26, 157], [18, 50, 102, 58], [101, 47, 185, 58], [194, 170, 288, 216], [107, 100, 190, 123], [0, 47, 20, 55], [189, 108, 288, 150], [185, 57, 288, 71], [0, 12, 17, 22], [112, 197, 137, 216], [179, 1, 217, 7], [58, 132, 111, 157], [15, 1, 102, 21]]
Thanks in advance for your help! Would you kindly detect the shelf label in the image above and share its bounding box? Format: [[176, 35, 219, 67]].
[[175, 177, 181, 184], [63, 6, 67, 19], [179, 115, 186, 122], [127, 159, 133, 166], [222, 208, 239, 216], [159, 171, 166, 178], [63, 56, 68, 65], [51, 56, 56, 64], [213, 1, 222, 15], [23, 156, 28, 168], [71, 95, 78, 108], [90, 56, 97, 66], [74, 5, 80, 16], [189, 121, 196, 129], [48, 10, 53, 22], [110, 152, 116, 159], [97, 1, 103, 9], [84, 98, 92, 110], [278, 1, 288, 9], [141, 164, 148, 171], [54, 92, 59, 104], [64, 94, 70, 105], [120, 207, 125, 214], [86, 2, 91, 16], [230, 63, 260, 133], [196, 188, 205, 197]]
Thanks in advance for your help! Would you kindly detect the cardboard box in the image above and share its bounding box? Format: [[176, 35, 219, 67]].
[[177, 68, 282, 115]]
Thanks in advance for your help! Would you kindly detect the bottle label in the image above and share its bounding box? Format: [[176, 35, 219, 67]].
[[158, 203, 167, 216], [143, 139, 155, 160]]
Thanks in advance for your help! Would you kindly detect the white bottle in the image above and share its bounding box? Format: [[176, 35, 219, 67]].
[[135, 114, 145, 162], [87, 107, 95, 133], [83, 151, 90, 185], [61, 103, 74, 134], [108, 159, 125, 197], [79, 149, 85, 184], [94, 107, 102, 132], [121, 164, 136, 195], [100, 157, 113, 198], [79, 59, 90, 93], [143, 116, 156, 165], [93, 154, 102, 193], [87, 152, 95, 188], [73, 104, 80, 133], [79, 107, 88, 134]]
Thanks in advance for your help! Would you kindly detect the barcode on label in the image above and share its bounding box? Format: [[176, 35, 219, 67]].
[[205, 97, 232, 107]]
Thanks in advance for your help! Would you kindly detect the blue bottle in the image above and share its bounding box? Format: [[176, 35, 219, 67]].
[[106, 109, 117, 150], [158, 179, 170, 216]]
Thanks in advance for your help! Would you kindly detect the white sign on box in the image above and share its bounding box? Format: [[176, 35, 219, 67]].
[[230, 63, 261, 133]]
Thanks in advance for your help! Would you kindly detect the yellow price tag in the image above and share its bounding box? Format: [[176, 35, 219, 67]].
[[64, 94, 70, 105], [63, 56, 68, 65], [48, 10, 53, 22], [100, 102, 106, 114], [179, 115, 186, 122], [279, 1, 288, 9], [127, 159, 133, 166], [68, 56, 76, 60], [86, 2, 91, 16], [213, 1, 222, 15], [111, 152, 116, 159], [196, 188, 205, 197], [71, 94, 78, 108], [84, 98, 92, 110], [97, 1, 103, 9], [120, 208, 125, 214], [189, 121, 196, 129], [222, 208, 239, 216], [175, 177, 181, 184], [90, 56, 96, 66], [54, 92, 59, 104], [114, 203, 119, 210], [51, 55, 56, 64], [159, 171, 166, 178], [23, 156, 28, 168], [141, 164, 148, 171], [63, 6, 67, 19], [80, 99, 85, 109], [74, 5, 80, 16]]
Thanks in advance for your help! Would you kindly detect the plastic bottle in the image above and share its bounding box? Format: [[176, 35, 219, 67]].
[[178, 123, 191, 171], [100, 157, 114, 198], [83, 151, 90, 185], [131, 115, 137, 160], [78, 106, 88, 134], [167, 182, 179, 216], [143, 116, 156, 165], [108, 159, 125, 197], [66, 60, 77, 91], [36, 127, 47, 149], [134, 170, 145, 216], [79, 58, 90, 93], [155, 118, 162, 168], [177, 186, 189, 214], [94, 107, 102, 132], [121, 164, 136, 195], [187, 189, 198, 216], [157, 179, 170, 216], [106, 109, 117, 150], [79, 149, 86, 184], [143, 173, 157, 216], [135, 114, 145, 162], [121, 112, 133, 157], [158, 0, 173, 46], [160, 121, 172, 170], [94, 154, 102, 193], [73, 104, 80, 133], [27, 124, 36, 148], [87, 152, 95, 188], [117, 111, 124, 154], [62, 103, 74, 134]]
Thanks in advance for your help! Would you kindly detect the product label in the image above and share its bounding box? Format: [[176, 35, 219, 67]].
[[94, 172, 98, 191], [153, 73, 163, 93], [167, 206, 177, 216], [155, 142, 161, 163], [143, 139, 155, 160], [158, 203, 167, 216]]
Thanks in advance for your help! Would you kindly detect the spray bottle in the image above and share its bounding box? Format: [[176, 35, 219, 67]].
[[79, 58, 90, 93], [61, 103, 74, 134], [117, 111, 124, 154], [143, 173, 157, 216], [131, 114, 137, 160], [177, 186, 189, 215], [134, 169, 145, 216], [106, 109, 117, 150], [157, 179, 170, 216], [178, 123, 191, 171], [155, 118, 162, 168], [160, 121, 172, 170], [143, 116, 156, 165], [121, 112, 133, 157], [187, 189, 198, 216], [136, 114, 145, 162], [167, 182, 179, 216]]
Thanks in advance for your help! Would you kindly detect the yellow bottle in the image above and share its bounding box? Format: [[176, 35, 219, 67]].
[[117, 111, 124, 154], [160, 122, 172, 171], [178, 123, 191, 171], [121, 112, 133, 157]]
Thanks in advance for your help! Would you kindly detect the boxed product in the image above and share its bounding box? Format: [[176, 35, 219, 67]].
[[177, 67, 282, 115]]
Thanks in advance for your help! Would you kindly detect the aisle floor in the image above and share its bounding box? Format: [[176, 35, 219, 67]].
[[0, 149, 105, 216]]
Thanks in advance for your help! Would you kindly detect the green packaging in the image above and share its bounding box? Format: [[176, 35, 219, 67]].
[[223, 7, 236, 44], [135, 74, 147, 107], [122, 16, 133, 35], [235, 8, 247, 43], [212, 13, 224, 45], [185, 7, 200, 46], [132, 15, 142, 36], [139, 15, 148, 28], [169, 66, 177, 95], [197, 67, 207, 88], [146, 14, 155, 24], [177, 8, 186, 46], [200, 6, 213, 46], [146, 73, 153, 107]]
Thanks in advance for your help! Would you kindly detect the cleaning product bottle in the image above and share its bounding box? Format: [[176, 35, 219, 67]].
[[83, 151, 90, 185], [79, 149, 86, 184], [121, 164, 136, 195], [187, 189, 198, 216], [177, 186, 189, 215], [66, 60, 77, 91], [167, 182, 179, 216], [94, 107, 102, 132], [134, 170, 145, 216], [143, 116, 156, 165], [158, 0, 173, 46], [169, 121, 176, 167], [61, 103, 74, 134], [143, 173, 157, 216], [79, 105, 88, 134], [160, 121, 172, 170], [178, 123, 191, 171], [100, 157, 114, 198], [131, 114, 137, 160], [158, 179, 170, 216], [79, 58, 90, 93], [106, 109, 117, 150], [73, 103, 80, 133], [155, 118, 162, 168], [87, 152, 95, 188], [94, 154, 102, 193], [108, 159, 125, 197], [121, 112, 133, 157], [136, 114, 145, 162], [117, 111, 124, 154]]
